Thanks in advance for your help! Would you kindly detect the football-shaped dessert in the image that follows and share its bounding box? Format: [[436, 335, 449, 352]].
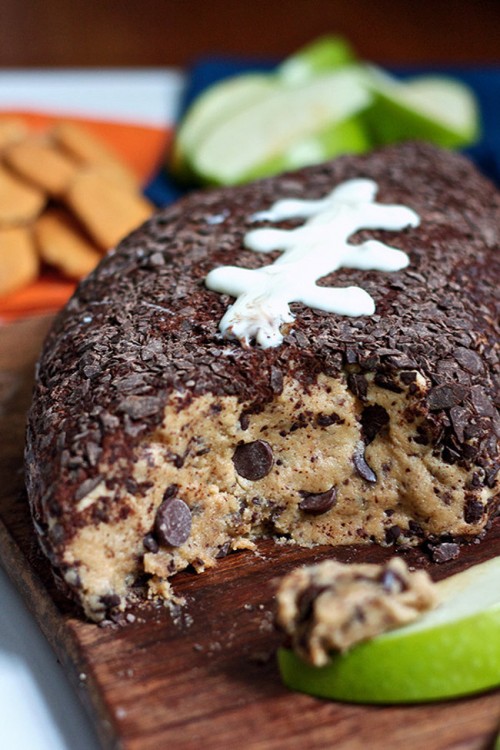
[[25, 142, 499, 621]]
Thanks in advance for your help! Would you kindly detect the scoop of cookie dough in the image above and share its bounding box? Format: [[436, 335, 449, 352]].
[[276, 557, 437, 666]]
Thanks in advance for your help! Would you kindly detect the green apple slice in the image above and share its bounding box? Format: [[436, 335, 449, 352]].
[[240, 117, 369, 182], [190, 66, 372, 185], [171, 73, 276, 180], [278, 34, 356, 85], [364, 69, 480, 148], [278, 555, 500, 704], [283, 117, 370, 167]]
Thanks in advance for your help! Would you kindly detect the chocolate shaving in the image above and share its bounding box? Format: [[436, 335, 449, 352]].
[[453, 347, 484, 374], [347, 373, 368, 399], [449, 405, 468, 444], [270, 367, 284, 394], [464, 497, 484, 524], [75, 475, 103, 501], [427, 542, 460, 563], [118, 395, 163, 420], [427, 384, 467, 410]]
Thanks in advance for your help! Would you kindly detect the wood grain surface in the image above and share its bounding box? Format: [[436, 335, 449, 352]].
[[0, 315, 499, 750]]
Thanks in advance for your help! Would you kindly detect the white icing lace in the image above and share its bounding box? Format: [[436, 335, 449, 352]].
[[205, 178, 419, 348]]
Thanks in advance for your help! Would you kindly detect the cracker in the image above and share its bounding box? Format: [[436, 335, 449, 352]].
[[35, 208, 102, 279], [5, 137, 78, 196], [53, 122, 139, 190], [0, 118, 28, 151], [0, 226, 39, 297], [0, 164, 46, 226], [65, 168, 153, 249]]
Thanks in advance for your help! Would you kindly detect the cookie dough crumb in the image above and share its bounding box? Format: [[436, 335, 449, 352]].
[[276, 557, 436, 666]]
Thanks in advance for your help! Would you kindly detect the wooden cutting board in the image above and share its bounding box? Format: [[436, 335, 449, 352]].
[[0, 315, 499, 750]]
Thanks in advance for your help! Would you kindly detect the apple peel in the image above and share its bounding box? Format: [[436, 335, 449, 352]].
[[278, 556, 500, 704]]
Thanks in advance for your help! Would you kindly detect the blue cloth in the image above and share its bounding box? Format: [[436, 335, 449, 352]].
[[145, 59, 500, 206]]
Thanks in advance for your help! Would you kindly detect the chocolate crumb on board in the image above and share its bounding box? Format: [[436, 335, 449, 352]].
[[427, 541, 461, 563]]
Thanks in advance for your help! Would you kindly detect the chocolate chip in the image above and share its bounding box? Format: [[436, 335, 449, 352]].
[[299, 487, 337, 515], [143, 533, 159, 553], [232, 440, 273, 480], [408, 520, 425, 537], [385, 525, 402, 544], [155, 497, 192, 547], [316, 412, 341, 427], [353, 606, 366, 623], [353, 442, 377, 483], [361, 404, 389, 444], [296, 584, 328, 623], [215, 541, 231, 559]]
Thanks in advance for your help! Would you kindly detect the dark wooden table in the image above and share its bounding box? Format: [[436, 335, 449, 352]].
[[1, 0, 500, 68]]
